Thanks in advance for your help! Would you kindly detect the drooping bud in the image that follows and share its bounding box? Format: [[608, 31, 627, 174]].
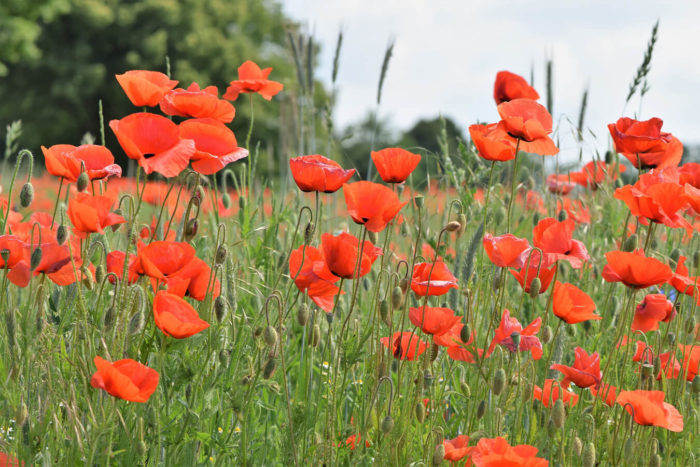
[[541, 325, 553, 345], [432, 444, 445, 466], [692, 375, 700, 394], [30, 247, 43, 271], [19, 182, 34, 208], [296, 303, 310, 326], [649, 454, 661, 467], [380, 415, 394, 434], [128, 310, 145, 335], [56, 224, 68, 245], [391, 286, 403, 309], [445, 221, 461, 233], [494, 206, 506, 226], [379, 300, 390, 326], [304, 222, 315, 245], [215, 296, 229, 323], [623, 437, 636, 462], [222, 193, 231, 209], [218, 349, 231, 368], [572, 436, 583, 456], [457, 213, 467, 237], [669, 248, 681, 267], [622, 234, 638, 252], [399, 278, 409, 294], [582, 442, 596, 467], [311, 324, 321, 347], [529, 277, 542, 298], [368, 230, 379, 245], [551, 399, 566, 428], [81, 266, 94, 290], [215, 245, 228, 265], [103, 306, 116, 332], [476, 400, 486, 419], [415, 401, 426, 423], [263, 325, 278, 347], [5, 307, 17, 351], [263, 358, 277, 379], [77, 172, 90, 192], [460, 323, 471, 344], [532, 212, 540, 226], [492, 268, 503, 291], [693, 250, 700, 268], [95, 264, 105, 284], [493, 368, 506, 396], [430, 343, 439, 362], [184, 219, 198, 241]]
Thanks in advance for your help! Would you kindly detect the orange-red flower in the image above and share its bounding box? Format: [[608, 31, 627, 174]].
[[469, 436, 548, 467], [411, 261, 458, 296], [631, 294, 675, 332], [115, 70, 178, 107], [591, 383, 618, 407], [409, 306, 461, 336], [321, 232, 382, 279], [0, 452, 22, 467], [679, 162, 700, 188], [380, 331, 428, 361], [482, 233, 530, 269], [602, 249, 673, 289], [496, 98, 558, 155], [509, 249, 556, 295], [343, 181, 407, 232], [289, 245, 343, 311], [552, 281, 600, 324], [616, 390, 683, 432], [556, 198, 591, 225], [110, 113, 196, 178], [153, 291, 209, 338], [433, 321, 473, 347], [289, 155, 355, 193], [546, 173, 577, 195], [468, 123, 517, 161], [487, 309, 542, 360], [90, 356, 159, 403], [179, 118, 248, 175], [533, 379, 579, 408], [371, 147, 421, 183], [669, 256, 700, 303], [160, 82, 235, 122], [41, 144, 122, 183], [678, 344, 699, 381], [223, 60, 283, 101], [550, 347, 601, 389], [443, 435, 472, 462], [164, 257, 220, 301], [137, 241, 196, 280], [67, 193, 126, 237], [608, 117, 683, 169], [615, 179, 691, 235], [572, 160, 626, 189], [106, 250, 140, 285], [493, 70, 539, 104], [0, 235, 24, 269], [533, 218, 589, 268]]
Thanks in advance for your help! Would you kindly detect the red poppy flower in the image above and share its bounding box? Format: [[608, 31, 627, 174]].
[[493, 70, 539, 104], [616, 390, 683, 432], [109, 113, 196, 178], [572, 160, 626, 189], [0, 452, 22, 467], [433, 321, 474, 347], [533, 379, 579, 408], [343, 181, 407, 232], [289, 245, 343, 312], [550, 347, 601, 389], [556, 198, 591, 225], [482, 233, 530, 269], [487, 309, 543, 360], [670, 256, 700, 303], [90, 356, 159, 403], [41, 144, 122, 183], [509, 249, 556, 295], [533, 218, 589, 268], [443, 435, 472, 462], [380, 331, 428, 361], [409, 306, 461, 336], [552, 281, 600, 324], [67, 193, 126, 237], [468, 123, 517, 162], [371, 147, 421, 183], [160, 82, 235, 122], [602, 249, 673, 289], [614, 181, 692, 235], [289, 155, 356, 193], [591, 383, 618, 407], [679, 162, 700, 188], [137, 241, 196, 280], [686, 184, 700, 216], [165, 257, 220, 301], [678, 344, 699, 381], [341, 433, 370, 450], [321, 232, 382, 279], [469, 437, 548, 467], [496, 99, 559, 155], [153, 291, 209, 338], [657, 352, 681, 380], [631, 294, 675, 332], [10, 241, 89, 287], [115, 70, 178, 107], [179, 118, 248, 175], [0, 235, 24, 269], [223, 60, 283, 101], [106, 250, 140, 285], [608, 117, 683, 169], [411, 261, 458, 296], [446, 345, 484, 363]]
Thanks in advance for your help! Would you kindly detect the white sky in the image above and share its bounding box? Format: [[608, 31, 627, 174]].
[[282, 0, 700, 162]]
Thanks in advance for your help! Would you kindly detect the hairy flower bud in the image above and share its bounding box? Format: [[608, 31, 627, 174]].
[[445, 221, 461, 232], [415, 401, 426, 423], [263, 358, 277, 379], [30, 247, 42, 271], [56, 224, 68, 245], [215, 245, 228, 265], [582, 442, 596, 467], [476, 400, 486, 419], [391, 286, 403, 309], [296, 303, 310, 326], [19, 182, 34, 208], [622, 234, 638, 253], [493, 368, 506, 396], [77, 172, 90, 192], [381, 415, 394, 434], [184, 219, 198, 241], [311, 324, 321, 347], [551, 399, 566, 428], [541, 325, 553, 345], [368, 230, 379, 245], [215, 296, 229, 323], [263, 325, 278, 347], [529, 277, 542, 297], [572, 436, 583, 456], [379, 300, 390, 326], [460, 323, 472, 344], [432, 444, 445, 466], [304, 222, 315, 245]]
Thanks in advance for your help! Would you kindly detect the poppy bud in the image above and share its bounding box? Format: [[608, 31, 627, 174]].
[[492, 268, 503, 291], [368, 230, 379, 244], [296, 303, 310, 326], [399, 278, 409, 294], [239, 194, 246, 212], [693, 250, 700, 268], [532, 212, 540, 226], [263, 358, 277, 379], [215, 296, 229, 323], [215, 245, 228, 265], [493, 368, 506, 396], [184, 219, 198, 241], [686, 315, 697, 334], [424, 371, 434, 387], [378, 358, 388, 378], [432, 444, 445, 466], [565, 323, 576, 337], [476, 400, 486, 419], [401, 222, 410, 237], [622, 234, 638, 252], [692, 375, 700, 394], [391, 286, 403, 309], [460, 323, 471, 344], [495, 206, 506, 226], [311, 324, 321, 347], [414, 195, 424, 208], [95, 264, 105, 284], [379, 300, 390, 326], [551, 398, 566, 428], [457, 213, 467, 236], [325, 312, 334, 324], [430, 343, 439, 362], [541, 325, 553, 344], [669, 248, 681, 267], [557, 209, 567, 221], [304, 222, 315, 245], [572, 436, 583, 456], [263, 325, 278, 347], [650, 237, 658, 250], [529, 277, 542, 297], [56, 224, 68, 245], [0, 249, 9, 265], [77, 172, 90, 192], [381, 415, 394, 434], [81, 266, 93, 290], [444, 221, 461, 232], [16, 401, 28, 429], [30, 247, 42, 271], [623, 437, 636, 461], [128, 310, 145, 335], [615, 178, 624, 189], [460, 381, 471, 397], [19, 182, 34, 208], [649, 454, 661, 467], [222, 193, 231, 209], [415, 401, 426, 423], [5, 307, 17, 351], [652, 356, 661, 378], [219, 349, 231, 368], [103, 306, 115, 332], [582, 442, 596, 467]]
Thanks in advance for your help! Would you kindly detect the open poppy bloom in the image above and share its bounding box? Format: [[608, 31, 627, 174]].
[[411, 261, 458, 296], [572, 160, 626, 189], [110, 113, 196, 178], [164, 257, 220, 301], [487, 309, 543, 360], [552, 281, 600, 324], [550, 347, 601, 389], [443, 435, 472, 462], [533, 218, 589, 269], [90, 356, 159, 403], [631, 294, 675, 332], [106, 250, 140, 285], [556, 198, 591, 225], [67, 193, 126, 237], [341, 433, 370, 450], [343, 181, 407, 232], [289, 245, 343, 312], [321, 232, 382, 279], [115, 70, 178, 107], [616, 390, 683, 432], [493, 70, 539, 104], [615, 180, 692, 235], [468, 436, 549, 467], [371, 147, 421, 183], [468, 123, 517, 161], [0, 235, 24, 269], [496, 98, 559, 155], [679, 162, 700, 188], [482, 233, 530, 269], [509, 249, 557, 295], [179, 118, 248, 175], [669, 256, 700, 304], [608, 117, 683, 169], [678, 344, 699, 381], [380, 331, 428, 360], [41, 144, 122, 183], [153, 291, 209, 338], [409, 306, 461, 336], [223, 60, 283, 101], [533, 379, 579, 408], [546, 173, 577, 195], [9, 241, 89, 287], [289, 155, 356, 193], [602, 249, 673, 289], [591, 383, 618, 407], [137, 241, 196, 280], [160, 82, 235, 122]]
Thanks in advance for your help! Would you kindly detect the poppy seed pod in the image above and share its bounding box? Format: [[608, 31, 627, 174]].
[[30, 247, 43, 271], [529, 277, 542, 297], [0, 249, 9, 265], [510, 331, 521, 350], [214, 296, 229, 323], [622, 234, 638, 252], [296, 303, 310, 326], [415, 401, 426, 423], [380, 415, 394, 434], [432, 444, 445, 466], [391, 286, 403, 309], [263, 358, 277, 379], [493, 368, 506, 396], [19, 182, 34, 208], [445, 221, 461, 232], [379, 300, 390, 326], [551, 399, 566, 428], [215, 244, 228, 265], [76, 171, 90, 192], [414, 195, 424, 208], [582, 442, 596, 467], [56, 224, 68, 245], [263, 325, 278, 347], [476, 400, 486, 419]]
